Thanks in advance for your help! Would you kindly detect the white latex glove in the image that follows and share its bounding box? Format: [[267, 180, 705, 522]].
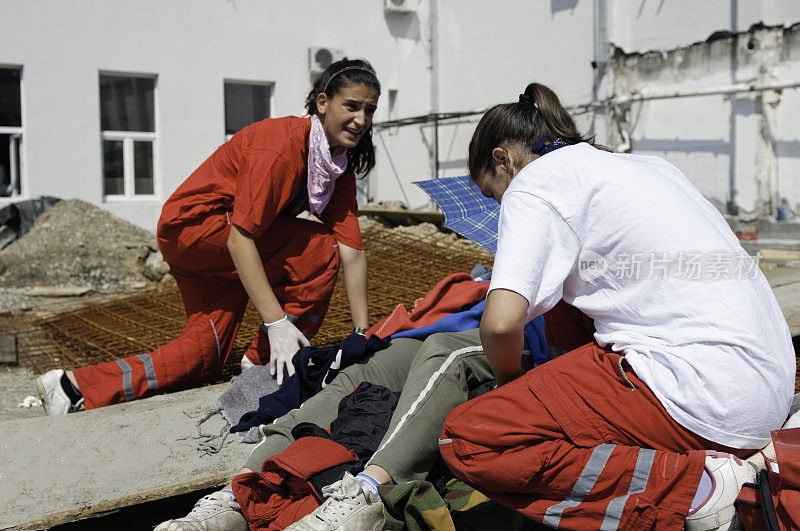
[[264, 316, 310, 385]]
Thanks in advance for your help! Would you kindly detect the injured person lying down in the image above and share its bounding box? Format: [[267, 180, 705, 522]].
[[156, 269, 527, 530]]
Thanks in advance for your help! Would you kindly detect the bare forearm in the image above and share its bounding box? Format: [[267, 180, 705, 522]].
[[339, 245, 369, 329], [480, 288, 530, 386], [227, 226, 284, 324], [481, 326, 523, 386]]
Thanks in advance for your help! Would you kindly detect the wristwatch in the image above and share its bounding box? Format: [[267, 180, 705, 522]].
[[352, 326, 368, 336]]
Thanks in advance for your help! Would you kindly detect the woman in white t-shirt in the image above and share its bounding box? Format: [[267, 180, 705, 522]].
[[438, 82, 796, 531]]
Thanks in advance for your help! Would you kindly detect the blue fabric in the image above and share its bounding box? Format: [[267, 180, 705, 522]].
[[230, 334, 392, 433], [524, 315, 548, 366], [391, 298, 549, 366], [414, 176, 499, 254], [415, 138, 570, 253], [531, 135, 568, 156], [391, 298, 486, 341]]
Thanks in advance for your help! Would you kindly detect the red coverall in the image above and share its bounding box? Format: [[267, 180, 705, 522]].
[[440, 303, 751, 530], [74, 117, 364, 409]]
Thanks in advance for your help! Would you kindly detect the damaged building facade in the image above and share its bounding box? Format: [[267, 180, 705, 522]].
[[1, 0, 799, 231]]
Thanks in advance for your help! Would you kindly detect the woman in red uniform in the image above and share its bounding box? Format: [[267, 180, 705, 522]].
[[37, 58, 381, 414]]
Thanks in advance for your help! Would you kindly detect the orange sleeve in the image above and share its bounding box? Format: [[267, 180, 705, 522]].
[[230, 139, 300, 238], [318, 171, 364, 250]]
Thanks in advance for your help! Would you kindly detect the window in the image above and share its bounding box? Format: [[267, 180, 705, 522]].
[[99, 74, 156, 197], [224, 81, 272, 139], [0, 67, 22, 197]]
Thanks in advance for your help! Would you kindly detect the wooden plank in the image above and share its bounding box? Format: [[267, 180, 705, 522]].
[[25, 286, 92, 297], [0, 382, 250, 530], [358, 207, 444, 226], [0, 332, 17, 365], [760, 248, 800, 261], [14, 472, 233, 530]]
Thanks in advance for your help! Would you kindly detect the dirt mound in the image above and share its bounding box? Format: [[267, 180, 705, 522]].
[[0, 199, 160, 288]]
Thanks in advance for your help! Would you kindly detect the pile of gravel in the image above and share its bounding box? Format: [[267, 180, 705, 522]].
[[0, 199, 162, 288]]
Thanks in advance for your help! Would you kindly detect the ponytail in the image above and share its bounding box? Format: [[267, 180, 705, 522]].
[[468, 82, 608, 179], [305, 58, 381, 177]]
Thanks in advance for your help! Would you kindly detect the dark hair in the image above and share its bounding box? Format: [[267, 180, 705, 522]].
[[468, 82, 608, 179], [305, 58, 381, 176]]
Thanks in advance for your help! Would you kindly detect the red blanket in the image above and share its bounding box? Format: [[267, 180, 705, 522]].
[[367, 272, 489, 338], [232, 437, 359, 530]]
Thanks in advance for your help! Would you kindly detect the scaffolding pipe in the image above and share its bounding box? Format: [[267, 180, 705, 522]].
[[373, 79, 800, 130], [611, 79, 800, 105]]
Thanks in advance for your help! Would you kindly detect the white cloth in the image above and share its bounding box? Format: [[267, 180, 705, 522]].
[[489, 142, 795, 449]]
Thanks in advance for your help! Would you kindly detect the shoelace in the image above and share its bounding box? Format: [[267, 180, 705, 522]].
[[316, 481, 362, 523], [186, 494, 239, 518]]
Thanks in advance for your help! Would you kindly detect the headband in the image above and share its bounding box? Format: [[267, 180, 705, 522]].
[[322, 65, 377, 93]]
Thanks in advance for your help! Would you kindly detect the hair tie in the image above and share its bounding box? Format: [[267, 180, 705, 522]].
[[323, 65, 377, 93], [518, 93, 538, 110]]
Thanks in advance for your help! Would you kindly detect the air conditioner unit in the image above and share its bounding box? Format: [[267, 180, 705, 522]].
[[308, 47, 345, 80], [384, 0, 419, 14]]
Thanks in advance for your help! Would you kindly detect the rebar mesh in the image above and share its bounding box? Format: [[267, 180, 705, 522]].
[[1, 223, 493, 382]]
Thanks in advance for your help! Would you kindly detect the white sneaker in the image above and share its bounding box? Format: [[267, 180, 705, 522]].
[[36, 369, 83, 415], [154, 490, 247, 531], [240, 355, 255, 372], [285, 473, 385, 531], [685, 451, 758, 531]]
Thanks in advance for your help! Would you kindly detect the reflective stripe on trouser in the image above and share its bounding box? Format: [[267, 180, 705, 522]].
[[73, 215, 339, 409], [438, 342, 722, 530]]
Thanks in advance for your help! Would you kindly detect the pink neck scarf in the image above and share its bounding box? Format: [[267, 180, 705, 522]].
[[307, 115, 348, 215]]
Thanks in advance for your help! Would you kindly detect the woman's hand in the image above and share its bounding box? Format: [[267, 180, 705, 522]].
[[264, 317, 310, 385]]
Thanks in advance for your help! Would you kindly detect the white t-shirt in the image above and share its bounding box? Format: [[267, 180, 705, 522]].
[[489, 142, 795, 449]]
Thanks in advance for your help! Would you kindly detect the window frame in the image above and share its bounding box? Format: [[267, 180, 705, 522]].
[[0, 64, 25, 197], [223, 78, 274, 141], [99, 71, 159, 201]]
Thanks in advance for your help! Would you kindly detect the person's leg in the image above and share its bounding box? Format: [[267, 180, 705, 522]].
[[284, 329, 489, 531], [67, 215, 250, 409], [73, 269, 249, 409], [366, 328, 490, 483], [440, 344, 752, 530], [242, 336, 423, 472], [243, 216, 340, 365], [154, 337, 425, 531]]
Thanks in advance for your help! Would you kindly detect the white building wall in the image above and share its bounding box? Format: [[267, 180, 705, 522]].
[[610, 0, 800, 52], [371, 0, 598, 209], [1, 0, 437, 230], [2, 0, 800, 230]]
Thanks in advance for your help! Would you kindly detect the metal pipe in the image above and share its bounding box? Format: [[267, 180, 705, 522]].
[[429, 0, 439, 179], [611, 79, 800, 105], [371, 80, 800, 129]]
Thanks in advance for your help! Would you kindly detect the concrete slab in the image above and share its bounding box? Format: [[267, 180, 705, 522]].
[[758, 218, 800, 240], [764, 267, 800, 336], [0, 382, 250, 530]]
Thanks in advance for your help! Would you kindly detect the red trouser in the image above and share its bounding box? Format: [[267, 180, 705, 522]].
[[74, 214, 339, 409], [440, 304, 752, 530]]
